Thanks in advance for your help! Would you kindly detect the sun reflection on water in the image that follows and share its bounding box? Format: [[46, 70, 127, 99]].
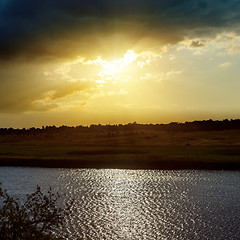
[[1, 168, 240, 239], [63, 169, 190, 239]]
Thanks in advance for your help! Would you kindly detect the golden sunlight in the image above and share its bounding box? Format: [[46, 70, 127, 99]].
[[84, 50, 140, 83]]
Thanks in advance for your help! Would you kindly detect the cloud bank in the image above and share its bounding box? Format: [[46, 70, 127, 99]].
[[1, 0, 240, 61]]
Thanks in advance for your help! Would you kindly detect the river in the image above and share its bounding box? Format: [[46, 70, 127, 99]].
[[0, 167, 240, 239]]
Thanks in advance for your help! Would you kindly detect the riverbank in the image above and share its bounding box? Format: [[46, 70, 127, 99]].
[[1, 128, 240, 170], [1, 145, 240, 170]]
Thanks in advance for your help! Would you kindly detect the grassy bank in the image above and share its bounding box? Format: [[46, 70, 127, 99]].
[[1, 145, 240, 170], [1, 128, 240, 169]]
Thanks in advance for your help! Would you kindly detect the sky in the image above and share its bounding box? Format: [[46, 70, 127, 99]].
[[1, 0, 240, 128]]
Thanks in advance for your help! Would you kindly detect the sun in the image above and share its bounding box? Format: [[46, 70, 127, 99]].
[[56, 49, 150, 85], [85, 50, 140, 82]]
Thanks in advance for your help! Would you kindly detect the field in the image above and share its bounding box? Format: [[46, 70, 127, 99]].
[[1, 128, 240, 169]]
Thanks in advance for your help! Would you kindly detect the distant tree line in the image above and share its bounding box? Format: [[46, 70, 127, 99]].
[[1, 119, 240, 136]]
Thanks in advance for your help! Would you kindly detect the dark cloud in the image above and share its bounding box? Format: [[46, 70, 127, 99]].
[[190, 40, 205, 48], [0, 0, 240, 60]]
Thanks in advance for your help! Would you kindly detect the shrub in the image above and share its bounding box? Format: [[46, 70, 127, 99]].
[[0, 183, 72, 240]]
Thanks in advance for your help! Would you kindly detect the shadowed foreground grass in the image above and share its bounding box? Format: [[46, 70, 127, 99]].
[[0, 145, 240, 170]]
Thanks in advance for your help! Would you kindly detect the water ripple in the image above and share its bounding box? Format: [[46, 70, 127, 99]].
[[1, 168, 240, 239]]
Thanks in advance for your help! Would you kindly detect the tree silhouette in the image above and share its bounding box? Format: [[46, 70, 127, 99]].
[[0, 183, 73, 240]]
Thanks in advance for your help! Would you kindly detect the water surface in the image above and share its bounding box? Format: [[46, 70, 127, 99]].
[[0, 167, 240, 239]]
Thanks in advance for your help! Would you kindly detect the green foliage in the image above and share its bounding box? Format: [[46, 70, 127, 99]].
[[0, 183, 72, 240]]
